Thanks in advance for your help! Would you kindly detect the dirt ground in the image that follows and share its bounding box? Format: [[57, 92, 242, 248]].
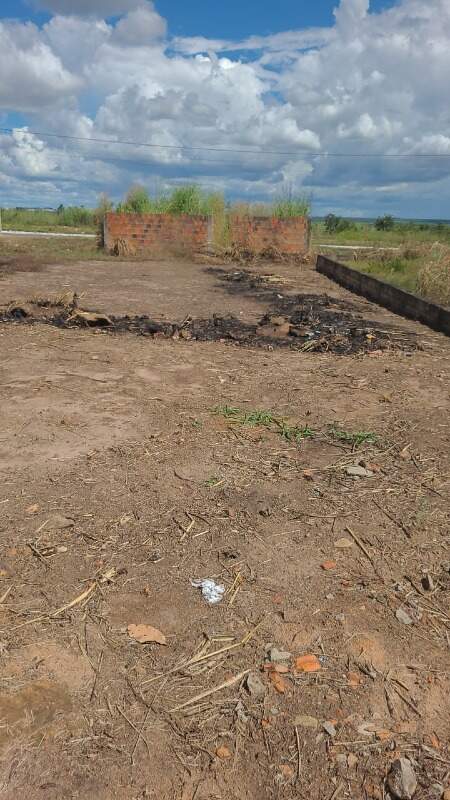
[[0, 245, 449, 800]]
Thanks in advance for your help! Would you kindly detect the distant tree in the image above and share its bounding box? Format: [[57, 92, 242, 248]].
[[324, 214, 355, 234], [57, 204, 65, 214], [375, 214, 395, 231]]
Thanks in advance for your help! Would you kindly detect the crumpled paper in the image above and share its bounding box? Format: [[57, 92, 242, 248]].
[[191, 578, 225, 604]]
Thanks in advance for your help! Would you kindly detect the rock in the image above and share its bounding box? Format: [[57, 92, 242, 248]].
[[46, 514, 75, 531], [266, 646, 292, 663], [293, 714, 318, 729], [386, 758, 417, 800], [346, 465, 375, 478], [322, 721, 337, 737], [246, 672, 265, 699], [396, 607, 414, 626], [334, 537, 353, 549]]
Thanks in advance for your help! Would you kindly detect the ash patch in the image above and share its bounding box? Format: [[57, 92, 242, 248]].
[[0, 302, 417, 355]]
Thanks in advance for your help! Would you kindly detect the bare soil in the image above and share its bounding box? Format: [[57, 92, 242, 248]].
[[0, 247, 449, 800]]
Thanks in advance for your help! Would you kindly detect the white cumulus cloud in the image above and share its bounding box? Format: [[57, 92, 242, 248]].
[[1, 0, 450, 217]]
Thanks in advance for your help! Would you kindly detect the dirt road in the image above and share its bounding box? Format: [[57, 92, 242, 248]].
[[0, 252, 449, 799]]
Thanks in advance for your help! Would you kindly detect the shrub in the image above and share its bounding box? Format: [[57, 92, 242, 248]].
[[119, 185, 153, 214]]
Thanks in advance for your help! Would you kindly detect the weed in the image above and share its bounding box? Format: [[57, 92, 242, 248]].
[[213, 405, 315, 443], [277, 422, 315, 442], [205, 476, 222, 487], [213, 404, 242, 419], [328, 424, 377, 447]]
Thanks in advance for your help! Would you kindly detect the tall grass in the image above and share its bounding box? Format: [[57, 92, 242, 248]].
[[344, 242, 450, 305], [417, 244, 450, 306], [1, 206, 95, 232]]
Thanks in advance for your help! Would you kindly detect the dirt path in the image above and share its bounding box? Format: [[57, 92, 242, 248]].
[[0, 255, 449, 800]]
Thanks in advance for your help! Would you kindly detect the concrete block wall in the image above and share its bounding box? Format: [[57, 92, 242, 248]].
[[104, 212, 209, 254], [317, 255, 450, 337], [229, 215, 310, 255]]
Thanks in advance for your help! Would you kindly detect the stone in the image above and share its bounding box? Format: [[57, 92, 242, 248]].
[[386, 758, 417, 800], [266, 646, 292, 663], [246, 672, 265, 699], [45, 514, 75, 531], [293, 714, 318, 729], [396, 607, 414, 626], [346, 465, 374, 478], [322, 721, 337, 737], [334, 537, 353, 549]]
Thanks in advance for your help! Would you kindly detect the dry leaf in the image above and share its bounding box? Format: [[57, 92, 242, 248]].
[[272, 663, 289, 674], [429, 732, 440, 750], [280, 764, 294, 779], [321, 560, 337, 570], [376, 729, 393, 741], [294, 654, 321, 673], [399, 446, 412, 461], [347, 671, 361, 687], [26, 504, 40, 514], [269, 670, 288, 693], [302, 469, 314, 481], [127, 623, 167, 645], [216, 745, 232, 760], [272, 593, 284, 605]]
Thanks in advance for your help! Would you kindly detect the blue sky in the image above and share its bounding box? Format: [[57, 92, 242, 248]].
[[3, 0, 398, 35], [0, 0, 449, 218]]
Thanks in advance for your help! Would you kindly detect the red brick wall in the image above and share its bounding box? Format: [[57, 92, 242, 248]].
[[104, 212, 209, 255], [104, 212, 310, 256], [229, 215, 310, 255]]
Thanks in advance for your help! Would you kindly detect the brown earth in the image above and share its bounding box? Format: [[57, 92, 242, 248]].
[[0, 245, 449, 800]]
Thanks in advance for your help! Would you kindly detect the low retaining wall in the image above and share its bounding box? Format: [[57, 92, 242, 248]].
[[316, 255, 450, 337], [229, 215, 310, 255], [104, 212, 209, 255], [104, 212, 310, 256]]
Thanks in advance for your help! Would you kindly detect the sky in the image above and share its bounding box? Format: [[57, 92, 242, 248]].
[[0, 0, 449, 217]]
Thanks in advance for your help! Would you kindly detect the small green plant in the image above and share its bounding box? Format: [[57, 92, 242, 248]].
[[213, 405, 315, 443], [328, 424, 377, 447], [277, 421, 315, 442]]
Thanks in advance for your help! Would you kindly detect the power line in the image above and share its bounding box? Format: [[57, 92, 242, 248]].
[[1, 126, 450, 159]]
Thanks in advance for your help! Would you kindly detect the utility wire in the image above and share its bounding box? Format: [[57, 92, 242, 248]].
[[1, 126, 450, 158]]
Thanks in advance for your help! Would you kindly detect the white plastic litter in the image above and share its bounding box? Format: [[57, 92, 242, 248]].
[[191, 578, 225, 604]]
